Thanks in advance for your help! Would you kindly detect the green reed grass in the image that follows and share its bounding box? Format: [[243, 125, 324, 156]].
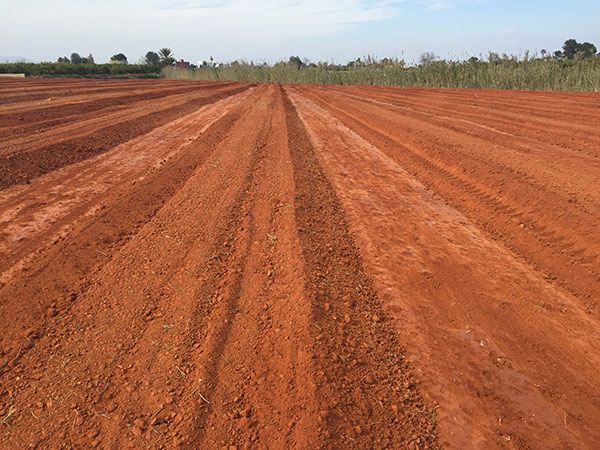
[[163, 58, 600, 91]]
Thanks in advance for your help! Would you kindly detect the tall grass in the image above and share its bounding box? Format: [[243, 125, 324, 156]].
[[163, 58, 600, 91]]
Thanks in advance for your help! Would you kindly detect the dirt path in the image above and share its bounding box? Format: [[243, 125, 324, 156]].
[[0, 79, 598, 449]]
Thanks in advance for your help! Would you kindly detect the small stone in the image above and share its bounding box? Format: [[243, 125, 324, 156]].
[[344, 314, 351, 324], [355, 425, 363, 434], [373, 315, 381, 323]]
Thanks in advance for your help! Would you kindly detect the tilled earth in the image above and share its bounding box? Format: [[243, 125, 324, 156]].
[[0, 78, 598, 449]]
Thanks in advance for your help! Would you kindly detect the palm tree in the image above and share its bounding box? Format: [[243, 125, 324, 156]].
[[158, 48, 175, 66]]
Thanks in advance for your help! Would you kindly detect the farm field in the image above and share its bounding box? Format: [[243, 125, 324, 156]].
[[0, 78, 599, 448]]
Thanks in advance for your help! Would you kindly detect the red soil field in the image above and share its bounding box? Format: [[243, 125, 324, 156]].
[[0, 78, 598, 449]]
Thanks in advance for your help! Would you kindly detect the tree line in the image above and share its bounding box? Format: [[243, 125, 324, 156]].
[[415, 39, 598, 67], [57, 52, 126, 64], [55, 48, 178, 66], [2, 37, 597, 84], [51, 38, 598, 70], [553, 39, 597, 60], [57, 48, 175, 67], [144, 49, 176, 66], [176, 38, 600, 73], [57, 53, 95, 64]]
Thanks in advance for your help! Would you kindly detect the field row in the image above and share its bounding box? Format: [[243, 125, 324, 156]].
[[0, 79, 598, 448]]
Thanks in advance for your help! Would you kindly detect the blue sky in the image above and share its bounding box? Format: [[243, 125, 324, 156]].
[[1, 0, 599, 64]]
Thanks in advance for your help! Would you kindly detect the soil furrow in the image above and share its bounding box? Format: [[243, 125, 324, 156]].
[[0, 80, 204, 106], [283, 87, 438, 448], [0, 79, 192, 97], [361, 85, 600, 113], [0, 89, 254, 279], [0, 84, 245, 154], [297, 86, 600, 306], [308, 88, 600, 207], [288, 88, 600, 448], [0, 82, 206, 114], [0, 82, 233, 134], [0, 91, 249, 374], [0, 79, 598, 449], [331, 88, 600, 156], [181, 86, 320, 449], [0, 85, 250, 190]]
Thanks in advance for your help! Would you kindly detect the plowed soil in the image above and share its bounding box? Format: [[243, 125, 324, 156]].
[[0, 78, 598, 449]]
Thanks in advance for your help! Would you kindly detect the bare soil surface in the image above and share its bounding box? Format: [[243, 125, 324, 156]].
[[0, 79, 598, 449]]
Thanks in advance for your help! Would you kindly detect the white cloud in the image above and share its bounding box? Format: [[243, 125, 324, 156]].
[[143, 0, 404, 36], [418, 0, 482, 12], [0, 0, 484, 62]]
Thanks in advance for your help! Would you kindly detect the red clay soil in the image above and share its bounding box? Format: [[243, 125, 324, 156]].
[[0, 78, 598, 449], [0, 81, 234, 132], [0, 83, 251, 189]]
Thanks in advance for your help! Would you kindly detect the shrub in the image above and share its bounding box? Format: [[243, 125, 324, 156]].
[[0, 63, 161, 78]]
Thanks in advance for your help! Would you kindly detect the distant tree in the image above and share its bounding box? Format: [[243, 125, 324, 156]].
[[419, 52, 438, 65], [110, 53, 128, 64], [553, 50, 564, 60], [576, 42, 597, 59], [86, 53, 95, 64], [57, 56, 70, 63], [70, 52, 83, 64], [288, 55, 304, 70], [158, 48, 175, 66], [561, 39, 597, 60], [468, 56, 479, 64], [145, 51, 160, 65], [562, 39, 579, 59], [540, 49, 547, 59]]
